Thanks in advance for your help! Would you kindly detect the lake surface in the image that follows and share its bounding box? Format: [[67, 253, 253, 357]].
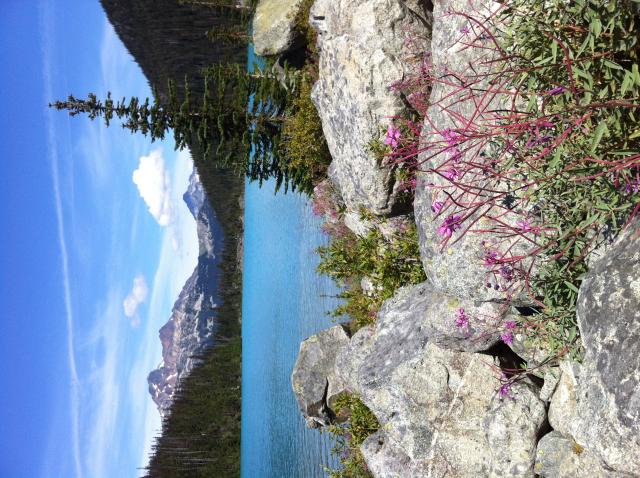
[[241, 179, 343, 477]]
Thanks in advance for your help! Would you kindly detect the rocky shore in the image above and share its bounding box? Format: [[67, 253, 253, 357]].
[[254, 0, 640, 476]]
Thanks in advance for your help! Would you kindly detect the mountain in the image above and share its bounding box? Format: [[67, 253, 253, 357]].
[[99, 0, 247, 100], [147, 170, 225, 414]]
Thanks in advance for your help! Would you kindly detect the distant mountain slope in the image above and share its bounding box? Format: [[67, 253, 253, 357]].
[[99, 0, 247, 414], [147, 170, 224, 415], [100, 0, 246, 99]]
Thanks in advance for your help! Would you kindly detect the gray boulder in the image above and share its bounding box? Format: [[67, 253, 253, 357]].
[[539, 367, 561, 402], [358, 341, 546, 477], [310, 0, 432, 215], [334, 325, 375, 395], [413, 0, 536, 303], [367, 282, 505, 358], [291, 324, 351, 427], [361, 431, 424, 478], [535, 431, 631, 478], [252, 0, 306, 57], [570, 218, 640, 474], [548, 361, 579, 436]]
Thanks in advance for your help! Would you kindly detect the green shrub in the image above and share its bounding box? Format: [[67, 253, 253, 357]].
[[498, 0, 640, 358], [279, 75, 332, 194], [317, 217, 425, 330], [325, 394, 380, 478]]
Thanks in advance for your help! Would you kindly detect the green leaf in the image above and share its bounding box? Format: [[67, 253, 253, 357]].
[[550, 146, 563, 169], [551, 40, 558, 63], [603, 59, 623, 70], [621, 72, 634, 96], [590, 122, 608, 153], [633, 64, 640, 84]]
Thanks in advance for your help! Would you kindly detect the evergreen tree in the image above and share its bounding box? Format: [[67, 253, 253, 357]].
[[50, 63, 300, 189], [206, 25, 250, 46]]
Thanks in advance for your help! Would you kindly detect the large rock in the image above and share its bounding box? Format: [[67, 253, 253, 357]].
[[335, 325, 376, 395], [358, 341, 546, 477], [310, 0, 432, 215], [252, 0, 306, 56], [413, 0, 536, 303], [368, 282, 506, 357], [548, 361, 579, 436], [570, 218, 640, 474], [291, 324, 351, 427], [535, 431, 631, 478], [361, 431, 422, 478]]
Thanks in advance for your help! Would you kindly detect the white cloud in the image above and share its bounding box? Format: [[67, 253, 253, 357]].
[[122, 274, 149, 324], [132, 150, 173, 226]]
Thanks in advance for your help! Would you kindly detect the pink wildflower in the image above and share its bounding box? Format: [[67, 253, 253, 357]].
[[455, 308, 469, 328], [516, 219, 533, 233], [498, 381, 513, 400], [438, 215, 462, 238], [501, 331, 514, 346], [431, 201, 444, 214], [624, 179, 639, 194], [504, 320, 517, 330], [499, 265, 514, 282], [384, 125, 401, 149], [441, 128, 460, 146], [483, 249, 499, 266], [546, 86, 566, 96], [443, 167, 459, 181]]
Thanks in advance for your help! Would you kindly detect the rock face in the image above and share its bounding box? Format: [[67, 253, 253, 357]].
[[334, 325, 375, 395], [361, 431, 417, 478], [369, 282, 506, 355], [534, 432, 630, 478], [291, 325, 351, 427], [413, 0, 535, 304], [252, 0, 305, 57], [548, 361, 579, 436], [570, 217, 640, 474], [359, 340, 546, 477], [310, 0, 431, 216], [147, 170, 225, 415]]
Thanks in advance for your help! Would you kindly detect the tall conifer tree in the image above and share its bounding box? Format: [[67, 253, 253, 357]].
[[50, 63, 299, 189]]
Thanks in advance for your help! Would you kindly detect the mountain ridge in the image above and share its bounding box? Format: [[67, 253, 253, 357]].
[[147, 169, 224, 414]]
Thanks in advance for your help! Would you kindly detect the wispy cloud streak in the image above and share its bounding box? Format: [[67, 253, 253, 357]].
[[40, 1, 82, 476]]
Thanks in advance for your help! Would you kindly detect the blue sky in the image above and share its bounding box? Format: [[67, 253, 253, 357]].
[[0, 1, 200, 477]]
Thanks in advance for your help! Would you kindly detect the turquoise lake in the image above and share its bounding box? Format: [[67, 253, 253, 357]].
[[241, 178, 342, 477]]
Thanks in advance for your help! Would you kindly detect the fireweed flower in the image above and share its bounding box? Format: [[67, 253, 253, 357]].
[[516, 219, 533, 233], [441, 128, 460, 149], [384, 125, 401, 149], [500, 265, 514, 282], [483, 249, 499, 266], [455, 308, 469, 328], [501, 331, 514, 345], [431, 201, 444, 214], [624, 179, 639, 194], [546, 86, 566, 96], [443, 167, 459, 181], [498, 380, 513, 400], [438, 215, 462, 238], [504, 320, 517, 330]]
